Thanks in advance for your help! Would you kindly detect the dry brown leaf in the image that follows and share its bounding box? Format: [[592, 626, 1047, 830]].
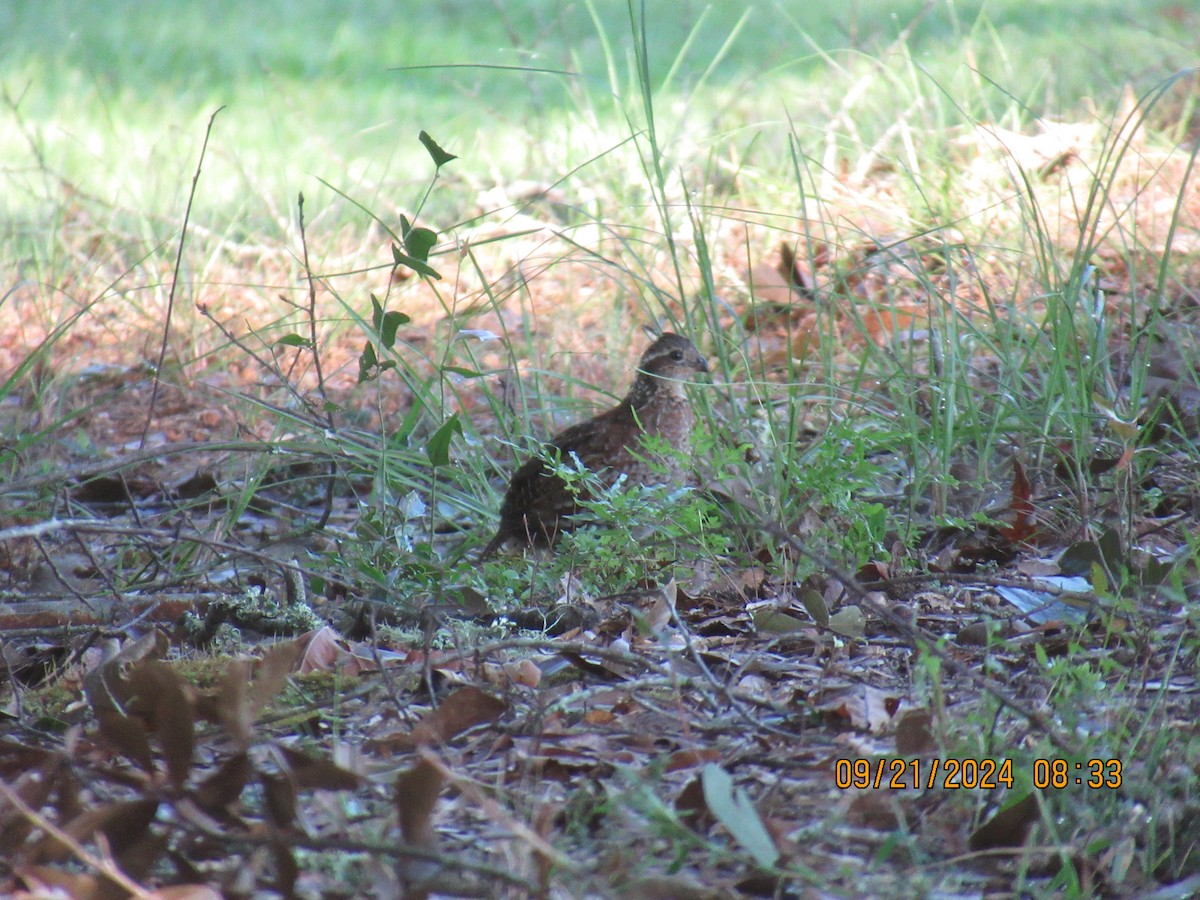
[[246, 636, 308, 719], [216, 636, 306, 750], [583, 709, 616, 726], [846, 789, 906, 831], [369, 685, 507, 753], [112, 829, 169, 883], [259, 771, 297, 831], [744, 241, 815, 308], [277, 745, 361, 791], [192, 752, 252, 816], [11, 866, 102, 899], [665, 748, 723, 772], [616, 874, 727, 899], [0, 739, 57, 779], [95, 707, 154, 773], [415, 685, 506, 744], [0, 769, 59, 854], [0, 640, 69, 688], [395, 758, 445, 849], [557, 651, 620, 681], [481, 658, 542, 688], [296, 625, 362, 675], [857, 304, 928, 344], [25, 798, 158, 865], [514, 731, 619, 777], [125, 661, 195, 789], [643, 592, 674, 632], [271, 836, 298, 900], [675, 776, 710, 829], [109, 628, 171, 668], [969, 792, 1039, 851], [894, 709, 937, 756], [394, 758, 446, 898], [83, 629, 170, 722], [216, 659, 253, 750], [502, 658, 541, 687], [998, 458, 1037, 543], [814, 685, 901, 734], [148, 886, 225, 900]]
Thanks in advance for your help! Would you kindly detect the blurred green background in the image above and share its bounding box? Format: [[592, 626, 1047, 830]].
[[1, 0, 1193, 227]]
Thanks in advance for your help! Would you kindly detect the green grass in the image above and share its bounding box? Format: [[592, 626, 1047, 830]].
[[1, 0, 1192, 227], [3, 0, 1195, 601], [3, 1, 1200, 896]]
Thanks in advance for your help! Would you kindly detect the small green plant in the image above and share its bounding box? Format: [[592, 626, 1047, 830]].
[[467, 445, 731, 606], [710, 409, 898, 571], [561, 479, 728, 591]]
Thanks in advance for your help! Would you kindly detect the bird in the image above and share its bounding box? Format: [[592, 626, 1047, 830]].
[[485, 332, 710, 553]]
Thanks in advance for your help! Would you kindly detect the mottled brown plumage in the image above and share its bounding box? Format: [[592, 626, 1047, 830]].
[[487, 333, 709, 552]]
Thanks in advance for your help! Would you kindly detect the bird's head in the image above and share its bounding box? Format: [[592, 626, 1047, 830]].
[[637, 332, 710, 384]]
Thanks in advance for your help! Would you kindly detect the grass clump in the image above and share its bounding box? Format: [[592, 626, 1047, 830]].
[[2, 1, 1200, 896]]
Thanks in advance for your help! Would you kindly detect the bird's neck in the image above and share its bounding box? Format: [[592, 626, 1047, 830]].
[[625, 375, 682, 410]]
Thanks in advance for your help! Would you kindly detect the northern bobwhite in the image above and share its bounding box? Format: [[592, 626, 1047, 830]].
[[486, 332, 709, 551]]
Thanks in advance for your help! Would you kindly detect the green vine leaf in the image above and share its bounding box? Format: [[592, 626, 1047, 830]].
[[426, 413, 463, 467], [418, 130, 457, 169]]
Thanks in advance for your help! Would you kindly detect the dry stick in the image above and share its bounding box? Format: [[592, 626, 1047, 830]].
[[30, 535, 96, 610], [0, 439, 324, 498], [417, 747, 578, 875], [295, 193, 337, 529], [758, 516, 1082, 757], [70, 531, 127, 605], [194, 309, 296, 402], [140, 106, 225, 451], [195, 306, 335, 438], [176, 821, 534, 894], [0, 780, 155, 899], [0, 518, 300, 583]]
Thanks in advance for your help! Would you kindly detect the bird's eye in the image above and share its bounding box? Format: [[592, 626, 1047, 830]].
[[670, 350, 684, 361]]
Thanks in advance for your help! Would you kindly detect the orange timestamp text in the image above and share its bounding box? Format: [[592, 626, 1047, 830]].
[[834, 757, 1123, 791]]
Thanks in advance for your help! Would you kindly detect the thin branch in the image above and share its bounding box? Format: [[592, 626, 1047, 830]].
[[0, 779, 155, 899], [195, 304, 326, 426], [756, 514, 1082, 756], [141, 106, 226, 450], [296, 192, 337, 528]]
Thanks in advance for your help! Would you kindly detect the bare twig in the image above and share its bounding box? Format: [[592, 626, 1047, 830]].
[[174, 809, 535, 893], [758, 516, 1082, 756], [0, 518, 300, 583], [295, 192, 337, 529], [418, 747, 578, 873], [30, 535, 96, 610], [141, 106, 225, 450], [0, 438, 329, 499], [0, 779, 155, 899], [194, 306, 329, 427]]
